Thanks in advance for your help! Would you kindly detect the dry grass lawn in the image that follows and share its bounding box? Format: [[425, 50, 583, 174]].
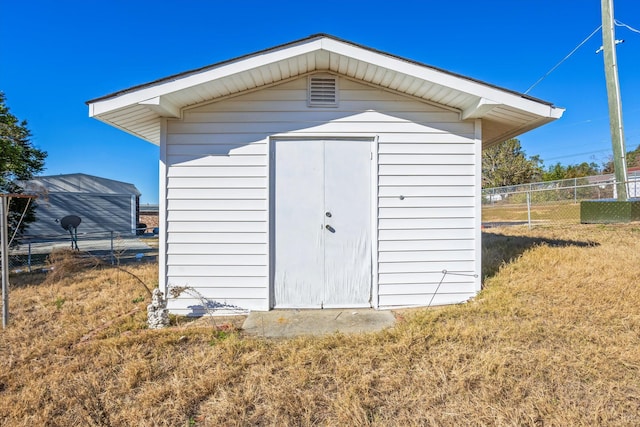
[[1, 224, 639, 426]]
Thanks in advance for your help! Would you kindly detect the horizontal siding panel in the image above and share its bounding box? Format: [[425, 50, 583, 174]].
[[378, 228, 474, 241], [166, 195, 267, 208], [167, 143, 267, 156], [379, 164, 475, 176], [378, 293, 476, 307], [378, 218, 475, 230], [378, 282, 476, 295], [378, 186, 474, 197], [167, 200, 267, 213], [167, 243, 266, 255], [378, 143, 474, 154], [168, 154, 266, 167], [378, 154, 475, 165], [379, 207, 476, 219], [167, 166, 267, 177], [167, 232, 267, 244], [167, 177, 267, 189], [167, 129, 475, 145], [379, 175, 475, 186], [378, 250, 475, 263], [167, 222, 267, 233], [165, 287, 265, 299], [379, 271, 476, 285], [191, 99, 455, 114], [379, 239, 476, 251], [169, 120, 473, 135], [168, 265, 267, 277], [379, 260, 475, 273], [167, 297, 266, 312], [166, 133, 268, 145], [377, 134, 475, 143], [168, 188, 265, 199], [167, 211, 266, 221], [182, 110, 459, 124], [166, 198, 266, 211], [167, 276, 266, 287], [167, 254, 267, 266], [378, 196, 475, 208]]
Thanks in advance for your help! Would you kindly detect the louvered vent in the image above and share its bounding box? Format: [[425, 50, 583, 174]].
[[308, 75, 338, 107]]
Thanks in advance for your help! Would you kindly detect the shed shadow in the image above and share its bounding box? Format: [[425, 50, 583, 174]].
[[186, 300, 249, 318], [481, 232, 599, 281]]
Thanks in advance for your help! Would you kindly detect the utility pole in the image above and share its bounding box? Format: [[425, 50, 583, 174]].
[[601, 0, 628, 200]]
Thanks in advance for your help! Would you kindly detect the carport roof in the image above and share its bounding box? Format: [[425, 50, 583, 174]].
[[87, 33, 564, 147]]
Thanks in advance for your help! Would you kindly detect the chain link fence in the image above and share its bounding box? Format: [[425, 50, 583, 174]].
[[482, 171, 640, 227], [6, 229, 159, 274]]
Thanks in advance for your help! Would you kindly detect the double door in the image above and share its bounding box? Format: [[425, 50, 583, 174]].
[[273, 139, 372, 308]]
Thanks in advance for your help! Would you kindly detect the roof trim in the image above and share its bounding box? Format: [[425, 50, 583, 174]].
[[87, 33, 564, 147], [87, 33, 553, 107]]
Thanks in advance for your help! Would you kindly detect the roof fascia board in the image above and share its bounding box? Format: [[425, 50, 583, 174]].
[[89, 39, 324, 117], [320, 38, 563, 119]]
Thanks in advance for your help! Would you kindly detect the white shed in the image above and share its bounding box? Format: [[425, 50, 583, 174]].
[[87, 34, 563, 315]]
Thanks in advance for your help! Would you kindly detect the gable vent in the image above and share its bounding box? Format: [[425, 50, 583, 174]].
[[308, 75, 338, 107]]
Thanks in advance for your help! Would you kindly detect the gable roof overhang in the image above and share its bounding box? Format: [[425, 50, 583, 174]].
[[87, 34, 564, 148]]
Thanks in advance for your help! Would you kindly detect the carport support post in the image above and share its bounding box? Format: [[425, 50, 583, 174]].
[[1, 196, 9, 328]]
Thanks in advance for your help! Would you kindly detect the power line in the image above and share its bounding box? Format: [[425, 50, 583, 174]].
[[615, 19, 640, 34], [543, 149, 611, 162], [524, 26, 602, 95]]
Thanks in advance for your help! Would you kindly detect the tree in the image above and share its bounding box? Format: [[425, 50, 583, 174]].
[[602, 145, 640, 173], [482, 138, 543, 188], [0, 92, 47, 240], [543, 161, 600, 181]]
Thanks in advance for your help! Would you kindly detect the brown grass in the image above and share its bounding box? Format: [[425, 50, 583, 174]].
[[1, 224, 639, 425], [482, 202, 581, 223]]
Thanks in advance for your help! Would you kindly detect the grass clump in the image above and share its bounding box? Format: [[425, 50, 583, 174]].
[[0, 223, 639, 425]]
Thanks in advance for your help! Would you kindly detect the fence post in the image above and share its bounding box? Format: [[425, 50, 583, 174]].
[[110, 231, 115, 265], [1, 196, 9, 328], [574, 178, 577, 203], [527, 191, 532, 230], [27, 241, 32, 273]]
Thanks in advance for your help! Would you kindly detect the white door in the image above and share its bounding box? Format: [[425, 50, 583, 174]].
[[273, 139, 371, 308]]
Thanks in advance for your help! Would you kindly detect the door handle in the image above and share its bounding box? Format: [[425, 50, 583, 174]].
[[325, 224, 335, 233]]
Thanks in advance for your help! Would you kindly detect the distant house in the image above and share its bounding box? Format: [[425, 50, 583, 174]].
[[22, 173, 141, 237], [87, 34, 563, 314], [589, 167, 640, 199]]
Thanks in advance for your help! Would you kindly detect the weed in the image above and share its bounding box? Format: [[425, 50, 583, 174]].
[[44, 248, 103, 284], [54, 297, 65, 310], [132, 295, 144, 304]]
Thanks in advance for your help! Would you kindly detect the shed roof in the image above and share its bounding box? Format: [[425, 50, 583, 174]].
[[23, 173, 141, 196], [87, 34, 564, 148]]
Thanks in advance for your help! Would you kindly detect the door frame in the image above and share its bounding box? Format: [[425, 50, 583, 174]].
[[268, 135, 379, 309]]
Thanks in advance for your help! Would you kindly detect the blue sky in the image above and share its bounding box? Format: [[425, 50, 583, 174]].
[[2, 0, 639, 203]]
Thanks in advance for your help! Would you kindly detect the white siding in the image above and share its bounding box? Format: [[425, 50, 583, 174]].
[[164, 75, 480, 314]]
